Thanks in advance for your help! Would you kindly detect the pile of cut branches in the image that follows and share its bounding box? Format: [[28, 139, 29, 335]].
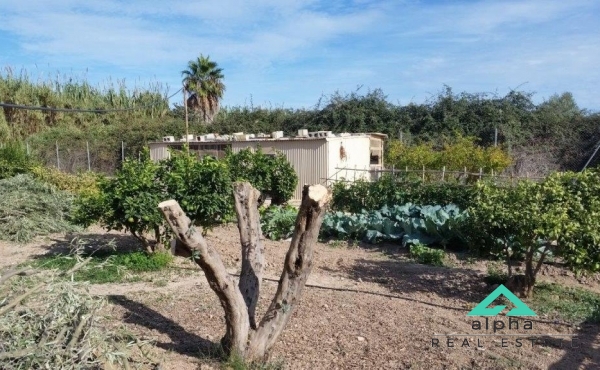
[[0, 174, 80, 242], [0, 259, 152, 369]]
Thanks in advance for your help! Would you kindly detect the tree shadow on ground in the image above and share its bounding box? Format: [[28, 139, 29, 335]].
[[547, 314, 600, 370], [35, 232, 143, 258], [348, 255, 488, 306], [108, 294, 221, 360]]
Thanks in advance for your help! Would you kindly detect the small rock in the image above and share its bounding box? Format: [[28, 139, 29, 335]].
[[358, 278, 363, 283], [357, 336, 365, 342], [476, 347, 485, 351], [322, 304, 329, 309]]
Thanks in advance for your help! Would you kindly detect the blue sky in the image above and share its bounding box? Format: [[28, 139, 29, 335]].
[[0, 0, 599, 110]]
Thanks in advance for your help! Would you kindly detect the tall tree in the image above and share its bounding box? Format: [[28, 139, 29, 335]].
[[181, 55, 225, 124]]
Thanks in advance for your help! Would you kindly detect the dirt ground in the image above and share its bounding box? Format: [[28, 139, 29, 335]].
[[1, 225, 599, 370]]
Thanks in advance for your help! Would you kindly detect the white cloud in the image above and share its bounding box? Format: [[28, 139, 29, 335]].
[[0, 0, 599, 110]]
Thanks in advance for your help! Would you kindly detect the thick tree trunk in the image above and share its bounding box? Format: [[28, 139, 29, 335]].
[[158, 200, 250, 356], [233, 182, 265, 329], [158, 183, 331, 362], [245, 184, 330, 361]]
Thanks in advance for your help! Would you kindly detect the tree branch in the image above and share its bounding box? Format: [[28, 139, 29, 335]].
[[246, 184, 331, 361], [232, 182, 265, 330], [158, 199, 250, 356]]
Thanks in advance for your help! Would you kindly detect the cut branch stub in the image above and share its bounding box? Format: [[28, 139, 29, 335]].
[[233, 182, 265, 330], [158, 199, 250, 356], [246, 184, 331, 360]]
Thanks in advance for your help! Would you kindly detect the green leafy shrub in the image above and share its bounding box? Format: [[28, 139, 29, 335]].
[[409, 244, 446, 266], [320, 203, 467, 246], [74, 149, 235, 252], [467, 170, 600, 297], [385, 135, 512, 175], [159, 150, 233, 229], [226, 148, 297, 205], [30, 165, 102, 195], [260, 205, 297, 240], [0, 142, 35, 179], [82, 152, 166, 253], [0, 174, 80, 242], [331, 176, 475, 213]]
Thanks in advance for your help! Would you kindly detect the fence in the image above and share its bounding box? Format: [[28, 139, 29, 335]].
[[327, 166, 546, 187], [22, 140, 143, 175]]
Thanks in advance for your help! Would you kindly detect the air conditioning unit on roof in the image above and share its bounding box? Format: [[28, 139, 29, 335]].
[[163, 136, 175, 142]]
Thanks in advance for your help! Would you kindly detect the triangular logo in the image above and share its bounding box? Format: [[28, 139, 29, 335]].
[[467, 284, 536, 316]]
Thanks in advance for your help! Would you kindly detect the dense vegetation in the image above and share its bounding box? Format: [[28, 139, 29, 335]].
[[2, 67, 599, 175], [73, 148, 297, 252]]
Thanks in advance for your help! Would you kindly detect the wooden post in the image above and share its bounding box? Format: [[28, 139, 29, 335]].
[[55, 141, 60, 170], [86, 141, 91, 172], [121, 141, 125, 162], [26, 142, 30, 156], [479, 167, 483, 180], [442, 166, 446, 182], [422, 165, 425, 182]]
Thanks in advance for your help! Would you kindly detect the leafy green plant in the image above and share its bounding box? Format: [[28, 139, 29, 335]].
[[159, 150, 233, 229], [74, 149, 235, 252], [226, 148, 297, 205], [320, 203, 467, 246], [385, 135, 512, 177], [34, 251, 173, 284], [0, 141, 36, 179], [467, 170, 600, 297], [78, 151, 166, 253], [484, 261, 508, 285], [409, 244, 446, 266], [260, 205, 298, 241], [330, 175, 475, 213], [530, 283, 600, 324], [30, 165, 102, 195]]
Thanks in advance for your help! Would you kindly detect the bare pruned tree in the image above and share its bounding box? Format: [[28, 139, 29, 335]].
[[158, 182, 330, 362]]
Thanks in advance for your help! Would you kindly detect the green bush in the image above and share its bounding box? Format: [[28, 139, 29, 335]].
[[386, 135, 512, 176], [331, 175, 475, 213], [409, 244, 446, 266], [74, 149, 234, 252], [260, 205, 297, 240], [159, 150, 233, 229], [467, 170, 600, 296], [226, 148, 297, 205], [30, 165, 102, 195], [0, 142, 36, 179]]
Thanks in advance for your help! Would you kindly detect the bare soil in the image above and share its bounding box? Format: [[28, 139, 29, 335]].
[[1, 225, 599, 370]]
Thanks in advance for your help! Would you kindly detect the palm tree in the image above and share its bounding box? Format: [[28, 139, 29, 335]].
[[181, 55, 225, 124]]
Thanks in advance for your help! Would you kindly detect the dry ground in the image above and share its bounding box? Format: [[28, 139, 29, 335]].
[[1, 225, 599, 370]]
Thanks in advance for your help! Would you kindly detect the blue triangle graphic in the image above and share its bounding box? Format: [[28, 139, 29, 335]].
[[467, 284, 536, 316]]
